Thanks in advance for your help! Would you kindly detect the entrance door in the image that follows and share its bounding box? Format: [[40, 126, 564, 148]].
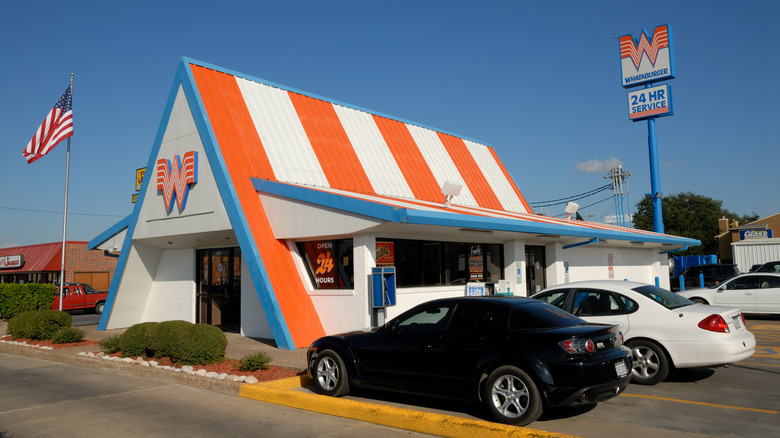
[[197, 247, 241, 333], [525, 246, 546, 295]]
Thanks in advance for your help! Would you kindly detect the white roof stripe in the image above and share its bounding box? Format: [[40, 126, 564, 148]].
[[405, 124, 478, 207], [333, 105, 415, 199], [236, 77, 329, 187], [464, 139, 528, 213]]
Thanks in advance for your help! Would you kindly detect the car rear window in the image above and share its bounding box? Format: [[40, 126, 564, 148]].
[[509, 302, 583, 330], [632, 285, 693, 310]]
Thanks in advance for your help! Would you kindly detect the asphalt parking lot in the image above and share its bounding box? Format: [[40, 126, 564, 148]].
[[3, 315, 779, 437], [285, 314, 780, 437]]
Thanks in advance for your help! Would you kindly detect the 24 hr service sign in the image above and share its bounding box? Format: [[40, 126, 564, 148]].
[[628, 84, 673, 121]]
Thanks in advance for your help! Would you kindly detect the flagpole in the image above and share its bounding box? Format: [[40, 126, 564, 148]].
[[58, 73, 73, 311]]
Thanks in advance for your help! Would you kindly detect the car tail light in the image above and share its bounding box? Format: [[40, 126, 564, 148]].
[[559, 338, 595, 354], [740, 313, 746, 327], [698, 314, 730, 333]]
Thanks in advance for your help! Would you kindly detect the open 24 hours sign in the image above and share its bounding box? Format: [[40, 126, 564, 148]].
[[627, 84, 673, 121]]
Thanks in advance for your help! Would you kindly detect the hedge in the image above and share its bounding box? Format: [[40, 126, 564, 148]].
[[7, 310, 72, 340], [0, 283, 57, 320]]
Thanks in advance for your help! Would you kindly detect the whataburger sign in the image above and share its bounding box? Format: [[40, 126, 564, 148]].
[[620, 24, 675, 121], [619, 23, 675, 88]]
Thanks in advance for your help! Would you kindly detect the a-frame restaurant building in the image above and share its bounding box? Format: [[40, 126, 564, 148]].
[[90, 58, 698, 350]]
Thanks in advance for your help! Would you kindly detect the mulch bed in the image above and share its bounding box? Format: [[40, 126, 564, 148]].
[[2, 336, 305, 382]]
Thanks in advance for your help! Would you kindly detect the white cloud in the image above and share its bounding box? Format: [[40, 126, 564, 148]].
[[575, 157, 623, 173]]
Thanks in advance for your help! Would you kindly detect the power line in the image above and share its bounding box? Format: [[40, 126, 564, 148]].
[[0, 205, 126, 218], [529, 184, 613, 208]]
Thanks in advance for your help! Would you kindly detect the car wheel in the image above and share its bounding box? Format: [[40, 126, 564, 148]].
[[312, 349, 350, 397], [483, 366, 542, 426], [95, 302, 105, 315], [627, 340, 669, 385], [691, 298, 708, 305]]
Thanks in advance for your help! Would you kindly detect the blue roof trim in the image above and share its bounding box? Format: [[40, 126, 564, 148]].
[[181, 56, 490, 147], [88, 215, 131, 250], [252, 179, 700, 247], [179, 58, 297, 350]]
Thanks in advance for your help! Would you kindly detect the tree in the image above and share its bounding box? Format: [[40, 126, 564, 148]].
[[633, 192, 758, 257]]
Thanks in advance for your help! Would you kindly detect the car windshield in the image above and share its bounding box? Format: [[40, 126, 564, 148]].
[[632, 285, 694, 309], [509, 302, 584, 330]]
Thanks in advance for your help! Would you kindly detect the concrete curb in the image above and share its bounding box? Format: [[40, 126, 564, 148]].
[[239, 376, 579, 438]]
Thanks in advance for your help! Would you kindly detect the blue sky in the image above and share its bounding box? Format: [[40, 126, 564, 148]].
[[1, 1, 778, 248]]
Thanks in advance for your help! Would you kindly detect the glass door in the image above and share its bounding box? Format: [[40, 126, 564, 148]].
[[525, 246, 546, 295], [197, 247, 241, 333]]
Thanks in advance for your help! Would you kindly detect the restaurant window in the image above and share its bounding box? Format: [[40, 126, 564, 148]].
[[297, 239, 354, 289], [382, 238, 503, 288]]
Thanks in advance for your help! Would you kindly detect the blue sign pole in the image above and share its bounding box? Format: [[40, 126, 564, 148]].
[[647, 113, 664, 234]]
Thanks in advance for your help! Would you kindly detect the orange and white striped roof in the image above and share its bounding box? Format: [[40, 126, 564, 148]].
[[187, 61, 532, 214]]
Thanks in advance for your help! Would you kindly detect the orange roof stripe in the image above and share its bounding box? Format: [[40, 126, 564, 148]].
[[372, 114, 441, 202], [287, 92, 374, 194], [437, 132, 503, 210], [191, 65, 325, 347]]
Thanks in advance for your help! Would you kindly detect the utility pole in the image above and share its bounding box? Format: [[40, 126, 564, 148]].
[[604, 165, 632, 227]]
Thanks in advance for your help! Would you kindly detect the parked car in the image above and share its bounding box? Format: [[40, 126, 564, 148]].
[[307, 296, 632, 426], [51, 283, 108, 314], [532, 280, 755, 385], [670, 263, 740, 292], [676, 273, 780, 314], [750, 261, 780, 273]]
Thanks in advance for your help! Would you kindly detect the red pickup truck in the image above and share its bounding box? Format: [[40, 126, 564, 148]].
[[51, 283, 108, 315]]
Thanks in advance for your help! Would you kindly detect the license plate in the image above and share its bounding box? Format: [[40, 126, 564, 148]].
[[732, 315, 742, 329], [615, 360, 629, 378]]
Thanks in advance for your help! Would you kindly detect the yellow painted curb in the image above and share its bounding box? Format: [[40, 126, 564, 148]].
[[240, 377, 578, 438]]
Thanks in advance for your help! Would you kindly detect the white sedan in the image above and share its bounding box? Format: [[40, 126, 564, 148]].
[[532, 280, 755, 385], [677, 273, 780, 314]]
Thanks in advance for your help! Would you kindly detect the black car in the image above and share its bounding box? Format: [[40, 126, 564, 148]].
[[750, 261, 780, 273], [670, 264, 739, 292], [307, 296, 632, 426]]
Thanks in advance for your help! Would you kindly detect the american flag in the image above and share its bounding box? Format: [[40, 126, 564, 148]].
[[22, 84, 73, 164]]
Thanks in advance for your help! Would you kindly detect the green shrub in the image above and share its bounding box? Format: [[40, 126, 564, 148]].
[[7, 311, 37, 339], [145, 320, 192, 358], [118, 322, 159, 357], [168, 324, 227, 365], [52, 327, 85, 344], [99, 334, 122, 354], [238, 352, 271, 371], [27, 311, 72, 340], [7, 310, 71, 340], [0, 284, 57, 320]]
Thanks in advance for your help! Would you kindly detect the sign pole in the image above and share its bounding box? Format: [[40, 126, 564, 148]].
[[647, 114, 664, 234]]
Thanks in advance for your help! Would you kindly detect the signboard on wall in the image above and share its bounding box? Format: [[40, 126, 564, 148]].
[[376, 241, 395, 266], [0, 255, 23, 269], [302, 241, 338, 288], [469, 244, 484, 281], [740, 229, 773, 240], [619, 23, 675, 88]]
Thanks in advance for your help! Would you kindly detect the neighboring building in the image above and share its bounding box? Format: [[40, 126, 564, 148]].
[[717, 212, 780, 270], [89, 58, 699, 350], [0, 241, 118, 291]]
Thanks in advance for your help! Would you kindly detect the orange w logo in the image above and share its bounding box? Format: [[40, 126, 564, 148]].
[[620, 25, 669, 70], [156, 151, 198, 213]]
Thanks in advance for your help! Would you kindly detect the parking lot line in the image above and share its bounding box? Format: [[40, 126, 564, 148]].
[[737, 361, 780, 369], [752, 346, 780, 359], [621, 394, 778, 414]]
